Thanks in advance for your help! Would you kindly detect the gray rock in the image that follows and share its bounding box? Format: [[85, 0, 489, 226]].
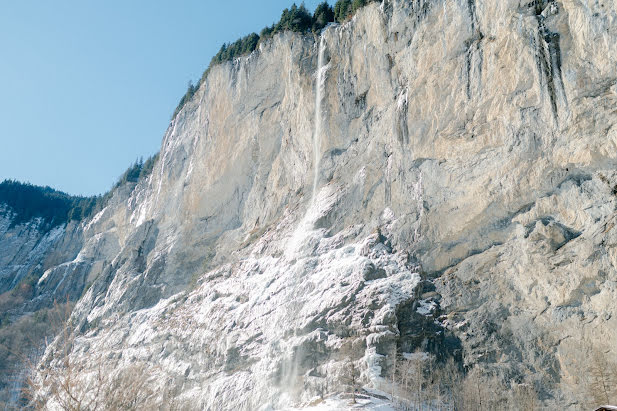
[[3, 0, 617, 408]]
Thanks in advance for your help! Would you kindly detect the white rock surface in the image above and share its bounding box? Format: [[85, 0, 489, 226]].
[[4, 0, 617, 408]]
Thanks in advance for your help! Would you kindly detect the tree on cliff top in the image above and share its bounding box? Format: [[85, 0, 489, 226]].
[[313, 2, 335, 31], [175, 0, 379, 119]]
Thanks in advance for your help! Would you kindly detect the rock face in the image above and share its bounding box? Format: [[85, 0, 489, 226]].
[[0, 210, 65, 296], [2, 0, 617, 408]]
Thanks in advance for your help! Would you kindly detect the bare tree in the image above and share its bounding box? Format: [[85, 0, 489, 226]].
[[346, 358, 359, 404], [389, 344, 398, 403], [390, 348, 431, 410], [510, 382, 538, 411], [24, 302, 163, 410], [587, 349, 617, 407], [430, 357, 462, 411], [461, 366, 484, 411], [384, 347, 543, 411], [338, 338, 361, 405], [25, 305, 106, 411], [103, 364, 156, 410], [460, 366, 516, 411]]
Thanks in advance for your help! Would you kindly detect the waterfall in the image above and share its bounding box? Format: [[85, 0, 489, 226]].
[[311, 36, 328, 202], [442, 0, 448, 58]]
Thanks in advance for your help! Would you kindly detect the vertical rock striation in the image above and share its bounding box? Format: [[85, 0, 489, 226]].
[[1, 0, 616, 408]]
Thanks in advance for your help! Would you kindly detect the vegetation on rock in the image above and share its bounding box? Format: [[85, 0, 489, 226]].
[[174, 1, 380, 119], [0, 153, 158, 229], [0, 180, 99, 229]]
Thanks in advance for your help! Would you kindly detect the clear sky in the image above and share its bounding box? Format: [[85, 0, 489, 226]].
[[0, 1, 330, 196]]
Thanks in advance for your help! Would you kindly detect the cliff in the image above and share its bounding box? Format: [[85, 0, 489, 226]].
[[2, 0, 617, 409]]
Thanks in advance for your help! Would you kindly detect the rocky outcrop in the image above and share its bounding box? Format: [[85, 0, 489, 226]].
[[3, 0, 617, 409], [0, 210, 65, 296]]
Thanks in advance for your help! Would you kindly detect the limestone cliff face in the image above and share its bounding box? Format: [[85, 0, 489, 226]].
[[0, 211, 66, 297], [4, 0, 617, 408]]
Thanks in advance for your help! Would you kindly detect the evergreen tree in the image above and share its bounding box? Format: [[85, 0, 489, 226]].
[[260, 24, 275, 39], [182, 0, 380, 121], [352, 0, 367, 13], [0, 154, 159, 229], [312, 2, 335, 31], [334, 0, 352, 22], [276, 3, 312, 33], [173, 81, 198, 119]]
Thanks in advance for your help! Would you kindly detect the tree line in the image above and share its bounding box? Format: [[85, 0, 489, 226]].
[[0, 154, 158, 230], [173, 1, 380, 119], [216, 1, 376, 70], [0, 180, 95, 229]]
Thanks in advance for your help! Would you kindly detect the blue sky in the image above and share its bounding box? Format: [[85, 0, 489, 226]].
[[0, 1, 330, 196]]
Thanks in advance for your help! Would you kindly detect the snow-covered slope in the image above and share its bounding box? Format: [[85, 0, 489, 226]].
[[0, 209, 65, 295], [3, 0, 617, 408]]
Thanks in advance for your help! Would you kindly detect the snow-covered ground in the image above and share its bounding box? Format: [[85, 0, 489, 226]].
[[286, 396, 395, 411]]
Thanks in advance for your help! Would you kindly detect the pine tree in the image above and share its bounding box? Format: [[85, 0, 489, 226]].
[[352, 0, 367, 13], [334, 0, 352, 23], [312, 2, 334, 31]]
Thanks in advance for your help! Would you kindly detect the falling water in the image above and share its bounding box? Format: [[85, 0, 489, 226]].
[[312, 36, 329, 202], [442, 0, 448, 57]]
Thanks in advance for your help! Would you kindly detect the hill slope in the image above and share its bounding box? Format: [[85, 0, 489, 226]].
[[2, 0, 617, 408]]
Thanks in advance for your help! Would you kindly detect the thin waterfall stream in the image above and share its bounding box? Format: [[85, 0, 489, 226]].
[[311, 36, 329, 203]]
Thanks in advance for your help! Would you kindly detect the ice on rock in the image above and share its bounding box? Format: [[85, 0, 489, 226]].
[[54, 187, 422, 409], [416, 299, 437, 316], [21, 0, 617, 408]]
